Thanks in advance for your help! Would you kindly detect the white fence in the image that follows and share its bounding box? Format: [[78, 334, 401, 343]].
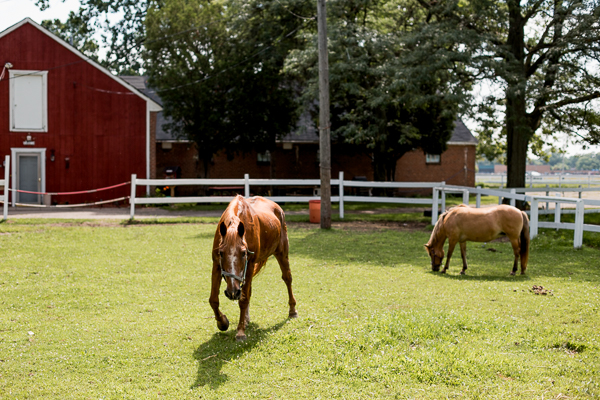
[[476, 173, 600, 187], [129, 172, 439, 219], [435, 186, 600, 249], [0, 156, 9, 220], [130, 173, 600, 249]]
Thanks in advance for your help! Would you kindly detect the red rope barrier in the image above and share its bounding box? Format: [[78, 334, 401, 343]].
[[9, 181, 130, 196]]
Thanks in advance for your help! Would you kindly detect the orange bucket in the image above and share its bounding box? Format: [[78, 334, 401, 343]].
[[308, 200, 321, 223]]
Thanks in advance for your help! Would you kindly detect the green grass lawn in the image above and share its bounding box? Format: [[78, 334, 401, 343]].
[[1, 217, 599, 399]]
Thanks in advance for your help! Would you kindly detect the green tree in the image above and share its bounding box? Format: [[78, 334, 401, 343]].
[[412, 0, 600, 190], [575, 153, 600, 171], [41, 12, 100, 60], [36, 0, 149, 74], [286, 0, 461, 181], [144, 0, 305, 177]]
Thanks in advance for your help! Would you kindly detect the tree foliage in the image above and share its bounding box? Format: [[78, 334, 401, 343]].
[[144, 0, 306, 177], [285, 0, 462, 181], [36, 0, 149, 74], [41, 12, 101, 61], [411, 0, 600, 188]]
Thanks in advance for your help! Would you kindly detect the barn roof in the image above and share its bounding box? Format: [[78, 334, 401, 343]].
[[280, 117, 478, 145], [0, 18, 162, 112], [119, 76, 187, 142]]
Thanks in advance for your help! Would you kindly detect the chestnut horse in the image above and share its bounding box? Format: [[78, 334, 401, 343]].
[[425, 204, 530, 275], [209, 195, 297, 341]]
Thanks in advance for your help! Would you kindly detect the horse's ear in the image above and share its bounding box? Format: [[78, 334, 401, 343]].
[[424, 243, 430, 248], [219, 222, 227, 237], [237, 222, 245, 238]]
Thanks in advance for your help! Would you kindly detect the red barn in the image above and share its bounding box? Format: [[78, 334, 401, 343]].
[[0, 18, 161, 205]]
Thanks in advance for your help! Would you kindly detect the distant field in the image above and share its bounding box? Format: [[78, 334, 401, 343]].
[[0, 218, 599, 398]]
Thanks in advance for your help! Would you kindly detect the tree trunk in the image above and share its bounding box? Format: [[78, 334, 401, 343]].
[[505, 87, 529, 189], [505, 0, 530, 191]]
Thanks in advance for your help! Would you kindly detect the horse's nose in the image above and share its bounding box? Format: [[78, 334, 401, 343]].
[[224, 288, 242, 301], [432, 264, 440, 272]]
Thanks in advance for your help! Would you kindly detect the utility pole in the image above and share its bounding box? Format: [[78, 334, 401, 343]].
[[317, 0, 332, 229]]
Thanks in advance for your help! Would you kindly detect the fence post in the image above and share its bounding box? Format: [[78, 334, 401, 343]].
[[554, 193, 561, 228], [339, 171, 344, 219], [462, 189, 469, 206], [498, 185, 503, 205], [441, 189, 446, 214], [432, 188, 439, 225], [574, 199, 584, 249], [510, 189, 516, 207], [244, 174, 250, 198], [476, 186, 481, 208], [3, 155, 9, 220], [130, 174, 136, 219], [578, 185, 582, 199], [530, 198, 539, 239], [545, 185, 549, 210]]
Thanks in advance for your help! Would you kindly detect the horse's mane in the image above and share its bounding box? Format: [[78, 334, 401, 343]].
[[218, 196, 250, 245], [427, 212, 447, 247], [427, 204, 468, 246]]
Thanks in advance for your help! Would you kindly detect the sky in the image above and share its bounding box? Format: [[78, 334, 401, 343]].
[[1, 0, 597, 158], [0, 0, 81, 32]]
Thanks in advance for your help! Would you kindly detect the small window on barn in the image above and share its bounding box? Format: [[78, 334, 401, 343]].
[[9, 70, 48, 132], [426, 153, 441, 164], [257, 150, 271, 165]]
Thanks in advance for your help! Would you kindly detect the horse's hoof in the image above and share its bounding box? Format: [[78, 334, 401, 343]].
[[235, 333, 247, 342], [289, 311, 298, 319], [441, 270, 447, 274], [217, 316, 229, 331], [460, 271, 466, 275], [509, 272, 516, 276]]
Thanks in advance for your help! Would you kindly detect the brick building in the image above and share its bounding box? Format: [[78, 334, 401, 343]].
[[122, 77, 477, 194]]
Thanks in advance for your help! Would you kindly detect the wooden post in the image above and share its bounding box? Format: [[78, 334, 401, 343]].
[[339, 171, 344, 219], [244, 174, 250, 198], [530, 198, 539, 239], [317, 0, 332, 229], [3, 155, 8, 220], [574, 199, 584, 249], [130, 174, 136, 219], [476, 186, 481, 208], [554, 193, 561, 229], [432, 188, 439, 225]]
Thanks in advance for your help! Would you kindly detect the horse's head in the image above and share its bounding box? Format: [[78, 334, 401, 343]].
[[217, 220, 250, 301], [424, 243, 444, 272]]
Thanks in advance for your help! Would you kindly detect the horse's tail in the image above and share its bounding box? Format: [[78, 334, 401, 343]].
[[520, 211, 530, 274]]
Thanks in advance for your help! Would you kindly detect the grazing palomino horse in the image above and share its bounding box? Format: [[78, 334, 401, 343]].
[[425, 204, 530, 275], [210, 195, 297, 341]]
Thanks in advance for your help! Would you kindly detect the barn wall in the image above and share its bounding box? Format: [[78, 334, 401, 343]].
[[0, 22, 148, 204]]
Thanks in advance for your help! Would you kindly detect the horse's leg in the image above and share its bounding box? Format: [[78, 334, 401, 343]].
[[459, 242, 468, 275], [209, 263, 229, 332], [442, 239, 457, 274], [274, 251, 298, 318], [236, 280, 253, 341], [509, 236, 520, 276]]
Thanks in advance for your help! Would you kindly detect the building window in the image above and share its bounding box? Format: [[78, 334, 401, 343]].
[[257, 150, 271, 165], [426, 153, 441, 164], [9, 70, 48, 132]]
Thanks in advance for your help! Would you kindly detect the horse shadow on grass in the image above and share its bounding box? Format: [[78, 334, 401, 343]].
[[191, 319, 287, 389], [427, 270, 533, 282]]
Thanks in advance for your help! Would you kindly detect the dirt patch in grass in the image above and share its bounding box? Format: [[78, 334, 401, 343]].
[[530, 285, 553, 295]]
